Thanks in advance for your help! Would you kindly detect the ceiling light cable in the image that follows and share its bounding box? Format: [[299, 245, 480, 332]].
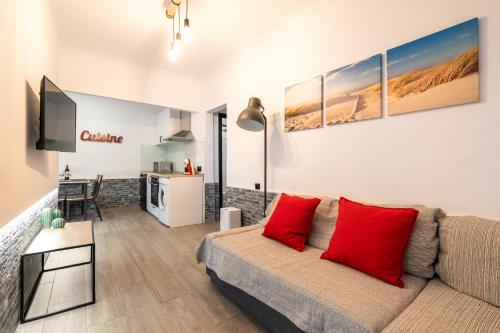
[[174, 8, 182, 52], [174, 10, 182, 53], [169, 15, 177, 61], [178, 7, 181, 36]]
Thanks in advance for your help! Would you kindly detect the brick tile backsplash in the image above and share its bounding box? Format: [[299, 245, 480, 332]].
[[0, 190, 57, 333], [59, 178, 140, 217], [205, 182, 220, 221], [205, 184, 278, 225], [223, 186, 278, 226]]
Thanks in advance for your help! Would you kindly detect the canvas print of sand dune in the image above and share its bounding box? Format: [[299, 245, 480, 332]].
[[387, 18, 479, 115], [325, 54, 382, 125], [285, 76, 323, 132]]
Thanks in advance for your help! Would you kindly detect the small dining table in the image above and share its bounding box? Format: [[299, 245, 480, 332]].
[[59, 178, 94, 220]]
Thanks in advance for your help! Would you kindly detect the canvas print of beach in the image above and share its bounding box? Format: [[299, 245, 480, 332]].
[[284, 76, 323, 132], [387, 18, 479, 115], [325, 54, 382, 125]]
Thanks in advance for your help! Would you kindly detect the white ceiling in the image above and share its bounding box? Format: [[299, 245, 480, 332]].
[[49, 0, 307, 76]]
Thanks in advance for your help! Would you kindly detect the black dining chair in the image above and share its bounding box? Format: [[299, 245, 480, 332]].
[[57, 195, 66, 212], [65, 174, 104, 221]]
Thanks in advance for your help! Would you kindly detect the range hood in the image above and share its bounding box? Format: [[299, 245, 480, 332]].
[[160, 110, 195, 143]]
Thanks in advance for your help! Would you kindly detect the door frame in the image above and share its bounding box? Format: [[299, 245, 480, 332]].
[[217, 113, 226, 209]]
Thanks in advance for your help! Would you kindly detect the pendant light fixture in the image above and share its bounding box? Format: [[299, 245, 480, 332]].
[[183, 0, 192, 42], [165, 3, 176, 19], [166, 0, 181, 18], [165, 0, 192, 62]]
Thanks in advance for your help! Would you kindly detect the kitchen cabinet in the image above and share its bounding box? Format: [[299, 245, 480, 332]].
[[145, 172, 204, 227]]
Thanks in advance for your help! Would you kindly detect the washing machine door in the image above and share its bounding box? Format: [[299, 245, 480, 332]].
[[159, 186, 167, 210]]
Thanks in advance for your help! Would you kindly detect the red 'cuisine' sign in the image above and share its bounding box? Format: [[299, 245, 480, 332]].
[[80, 130, 123, 143]]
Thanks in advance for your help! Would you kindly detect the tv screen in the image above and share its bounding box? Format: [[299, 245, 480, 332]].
[[36, 76, 76, 152]]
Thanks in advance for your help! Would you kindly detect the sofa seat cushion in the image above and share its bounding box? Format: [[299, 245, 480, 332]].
[[383, 279, 500, 333], [200, 226, 427, 333]]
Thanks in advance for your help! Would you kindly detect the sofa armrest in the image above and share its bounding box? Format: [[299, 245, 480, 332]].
[[195, 224, 262, 264]]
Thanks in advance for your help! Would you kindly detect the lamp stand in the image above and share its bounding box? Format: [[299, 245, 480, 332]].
[[263, 114, 267, 217], [236, 96, 268, 217]]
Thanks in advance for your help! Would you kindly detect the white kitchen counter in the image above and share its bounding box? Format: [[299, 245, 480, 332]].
[[142, 171, 204, 178], [144, 171, 204, 228]]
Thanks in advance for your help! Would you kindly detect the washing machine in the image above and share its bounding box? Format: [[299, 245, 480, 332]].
[[158, 177, 170, 226]]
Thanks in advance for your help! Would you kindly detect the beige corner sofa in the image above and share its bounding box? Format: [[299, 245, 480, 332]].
[[196, 194, 500, 333]]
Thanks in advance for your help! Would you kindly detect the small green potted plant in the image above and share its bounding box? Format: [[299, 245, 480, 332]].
[[40, 207, 66, 229]]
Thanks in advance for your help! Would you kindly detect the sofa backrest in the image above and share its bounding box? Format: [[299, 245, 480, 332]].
[[306, 200, 339, 250], [263, 193, 445, 279], [382, 204, 445, 279], [325, 201, 444, 279], [262, 193, 337, 250], [435, 215, 500, 307]]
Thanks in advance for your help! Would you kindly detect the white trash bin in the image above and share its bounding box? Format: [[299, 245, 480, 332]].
[[220, 207, 241, 231]]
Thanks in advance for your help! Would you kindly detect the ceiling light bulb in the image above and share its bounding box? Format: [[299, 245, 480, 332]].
[[174, 32, 182, 51], [169, 49, 177, 62], [183, 18, 192, 42], [169, 43, 178, 62]]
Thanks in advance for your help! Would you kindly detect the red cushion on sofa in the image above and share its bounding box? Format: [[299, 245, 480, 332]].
[[262, 193, 321, 251], [321, 197, 419, 287]]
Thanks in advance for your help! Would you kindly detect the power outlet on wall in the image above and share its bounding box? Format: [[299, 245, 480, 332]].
[[254, 183, 261, 190]]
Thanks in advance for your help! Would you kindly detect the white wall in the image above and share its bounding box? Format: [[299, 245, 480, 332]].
[[0, 0, 60, 225], [58, 46, 204, 112], [189, 111, 213, 182], [200, 0, 500, 219], [4, 0, 497, 223], [59, 93, 165, 178]]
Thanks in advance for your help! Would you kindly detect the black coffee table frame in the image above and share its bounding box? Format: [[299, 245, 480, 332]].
[[20, 239, 95, 323]]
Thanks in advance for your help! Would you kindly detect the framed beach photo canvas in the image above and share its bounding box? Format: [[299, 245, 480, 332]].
[[387, 18, 479, 115], [325, 54, 382, 125], [284, 76, 323, 132]]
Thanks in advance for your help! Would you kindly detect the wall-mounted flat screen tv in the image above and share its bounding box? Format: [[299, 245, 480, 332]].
[[36, 76, 77, 152]]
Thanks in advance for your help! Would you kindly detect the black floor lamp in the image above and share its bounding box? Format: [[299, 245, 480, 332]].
[[237, 97, 267, 217]]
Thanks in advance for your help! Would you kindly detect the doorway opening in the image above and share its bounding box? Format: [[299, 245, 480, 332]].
[[217, 112, 227, 213], [207, 105, 227, 221]]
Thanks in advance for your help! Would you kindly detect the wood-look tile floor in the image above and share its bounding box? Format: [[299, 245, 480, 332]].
[[17, 205, 265, 333]]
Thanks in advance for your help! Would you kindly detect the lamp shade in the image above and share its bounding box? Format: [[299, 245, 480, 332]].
[[237, 97, 265, 132]]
